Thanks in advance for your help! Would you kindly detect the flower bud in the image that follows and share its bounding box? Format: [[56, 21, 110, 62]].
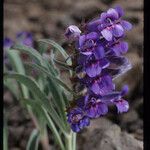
[[65, 25, 81, 41]]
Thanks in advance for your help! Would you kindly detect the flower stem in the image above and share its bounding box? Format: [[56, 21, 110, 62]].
[[66, 133, 73, 150], [65, 131, 77, 150], [72, 132, 76, 150]]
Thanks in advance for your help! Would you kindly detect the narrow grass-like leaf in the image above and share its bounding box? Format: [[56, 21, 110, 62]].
[[38, 39, 71, 64], [23, 99, 66, 150], [26, 129, 40, 150], [3, 119, 8, 150], [4, 72, 68, 133], [38, 39, 73, 76], [7, 50, 29, 98], [62, 92, 70, 108], [53, 59, 73, 70], [10, 44, 57, 76], [25, 62, 73, 94], [47, 77, 68, 126], [10, 44, 43, 65], [42, 108, 66, 150], [37, 42, 49, 55], [4, 79, 20, 99], [25, 62, 72, 124]]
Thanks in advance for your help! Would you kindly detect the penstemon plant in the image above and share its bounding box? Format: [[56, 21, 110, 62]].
[[4, 5, 132, 150]]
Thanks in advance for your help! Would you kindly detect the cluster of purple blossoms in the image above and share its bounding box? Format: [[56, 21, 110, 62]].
[[65, 6, 132, 132], [3, 31, 33, 69]]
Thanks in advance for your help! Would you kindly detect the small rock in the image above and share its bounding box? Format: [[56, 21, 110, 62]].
[[78, 118, 143, 150]]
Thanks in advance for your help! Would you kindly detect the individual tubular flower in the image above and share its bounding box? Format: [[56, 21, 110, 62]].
[[65, 5, 132, 132], [86, 5, 132, 41], [16, 31, 33, 47], [3, 31, 34, 70], [76, 32, 99, 55], [65, 25, 81, 41], [90, 74, 115, 95], [101, 85, 129, 113], [67, 107, 90, 132], [77, 95, 108, 118]]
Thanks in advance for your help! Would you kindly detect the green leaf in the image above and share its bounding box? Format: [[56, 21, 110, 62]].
[[24, 62, 72, 124], [26, 129, 40, 150], [3, 119, 8, 150], [38, 39, 73, 77], [42, 107, 66, 150], [25, 62, 73, 94], [47, 78, 67, 125], [37, 42, 49, 55], [62, 92, 70, 108], [53, 59, 73, 70], [4, 72, 68, 133], [38, 39, 71, 65], [7, 50, 25, 74], [7, 50, 29, 98], [4, 79, 20, 99], [24, 99, 66, 150], [4, 72, 46, 100], [10, 44, 43, 65], [10, 44, 57, 76]]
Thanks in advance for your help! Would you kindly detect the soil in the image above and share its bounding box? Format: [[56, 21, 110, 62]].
[[4, 0, 143, 149]]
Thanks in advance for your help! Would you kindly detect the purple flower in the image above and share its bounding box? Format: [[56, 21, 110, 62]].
[[83, 54, 109, 77], [3, 38, 13, 49], [77, 32, 99, 55], [101, 24, 124, 41], [101, 85, 129, 113], [111, 41, 128, 55], [86, 6, 132, 42], [90, 75, 115, 95], [67, 107, 90, 132], [16, 31, 33, 47], [65, 25, 81, 41], [65, 5, 132, 132], [114, 99, 129, 113], [83, 95, 108, 118]]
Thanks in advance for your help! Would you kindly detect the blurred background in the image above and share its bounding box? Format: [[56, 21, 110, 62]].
[[4, 0, 143, 149]]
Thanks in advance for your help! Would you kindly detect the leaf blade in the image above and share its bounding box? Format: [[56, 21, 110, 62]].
[[26, 129, 40, 150]]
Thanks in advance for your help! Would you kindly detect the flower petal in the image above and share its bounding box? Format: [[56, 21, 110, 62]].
[[101, 28, 113, 41], [91, 81, 100, 95], [112, 24, 124, 37], [85, 61, 102, 77], [121, 85, 129, 96], [99, 58, 110, 69], [71, 124, 80, 132], [78, 35, 86, 47], [115, 99, 129, 113], [120, 41, 128, 53], [107, 8, 119, 19], [86, 18, 101, 32], [86, 32, 98, 40], [98, 75, 115, 95], [97, 103, 108, 116], [107, 55, 129, 69], [121, 20, 132, 31], [115, 5, 124, 17], [83, 117, 90, 126], [94, 46, 105, 59]]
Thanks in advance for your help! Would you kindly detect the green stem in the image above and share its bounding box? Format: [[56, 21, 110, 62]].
[[72, 132, 76, 150], [66, 134, 72, 150]]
